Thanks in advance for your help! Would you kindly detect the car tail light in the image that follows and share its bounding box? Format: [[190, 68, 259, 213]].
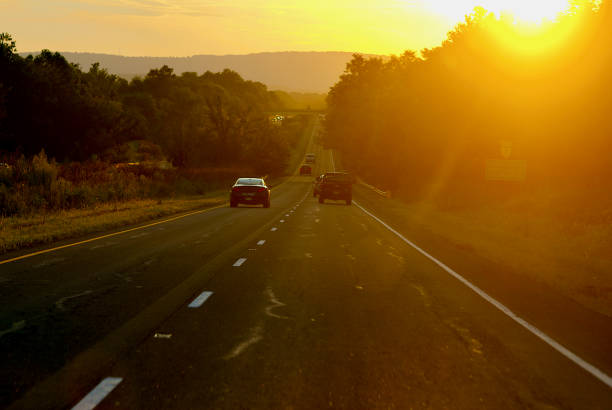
[[257, 187, 267, 192], [232, 187, 240, 192]]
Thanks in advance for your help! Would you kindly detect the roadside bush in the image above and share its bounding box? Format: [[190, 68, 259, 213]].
[[29, 150, 57, 189], [0, 184, 26, 215], [66, 185, 94, 208], [0, 151, 255, 216], [150, 180, 173, 198], [0, 165, 12, 186]]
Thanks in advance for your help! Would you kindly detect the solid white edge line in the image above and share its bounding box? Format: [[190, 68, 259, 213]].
[[233, 258, 247, 267], [188, 291, 213, 308], [353, 200, 612, 389], [72, 377, 123, 410]]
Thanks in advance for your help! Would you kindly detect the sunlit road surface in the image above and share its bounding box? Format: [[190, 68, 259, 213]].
[[2, 122, 612, 409]]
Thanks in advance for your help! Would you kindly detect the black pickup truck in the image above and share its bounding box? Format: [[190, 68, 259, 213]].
[[316, 172, 352, 205]]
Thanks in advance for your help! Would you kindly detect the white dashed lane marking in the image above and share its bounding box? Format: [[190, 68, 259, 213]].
[[233, 258, 247, 267], [271, 227, 278, 232], [257, 240, 266, 246], [188, 291, 213, 308], [72, 377, 123, 410], [280, 220, 285, 223]]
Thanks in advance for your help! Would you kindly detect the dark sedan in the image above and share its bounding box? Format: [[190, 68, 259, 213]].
[[230, 178, 271, 208]]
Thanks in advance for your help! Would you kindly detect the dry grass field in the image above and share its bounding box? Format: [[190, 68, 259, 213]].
[[395, 192, 612, 317]]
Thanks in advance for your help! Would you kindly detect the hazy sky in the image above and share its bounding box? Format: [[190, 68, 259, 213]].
[[1, 1, 571, 56]]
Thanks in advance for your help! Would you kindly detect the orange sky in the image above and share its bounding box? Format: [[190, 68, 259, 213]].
[[0, 1, 572, 56]]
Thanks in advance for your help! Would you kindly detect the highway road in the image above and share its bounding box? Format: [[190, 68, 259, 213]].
[[2, 118, 611, 409]]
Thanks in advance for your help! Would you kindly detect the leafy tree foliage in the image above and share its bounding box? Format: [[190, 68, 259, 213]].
[[0, 38, 290, 175], [325, 1, 612, 199]]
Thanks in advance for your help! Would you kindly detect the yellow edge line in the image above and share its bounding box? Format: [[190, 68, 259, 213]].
[[0, 203, 227, 266]]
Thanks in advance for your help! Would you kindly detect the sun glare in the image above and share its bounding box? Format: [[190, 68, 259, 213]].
[[423, 0, 572, 23]]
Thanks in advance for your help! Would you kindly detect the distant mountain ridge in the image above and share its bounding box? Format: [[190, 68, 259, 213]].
[[20, 51, 384, 93]]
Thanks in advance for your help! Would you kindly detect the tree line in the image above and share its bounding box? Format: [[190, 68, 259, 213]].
[[0, 35, 312, 215], [324, 1, 612, 202], [0, 33, 299, 174]]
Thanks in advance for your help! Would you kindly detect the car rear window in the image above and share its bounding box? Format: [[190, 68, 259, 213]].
[[325, 174, 351, 182], [236, 178, 263, 185]]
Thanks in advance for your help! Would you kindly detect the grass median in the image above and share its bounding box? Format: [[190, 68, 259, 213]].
[[0, 196, 226, 255]]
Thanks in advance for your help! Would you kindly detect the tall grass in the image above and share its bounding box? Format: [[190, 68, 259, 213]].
[[0, 150, 249, 217]]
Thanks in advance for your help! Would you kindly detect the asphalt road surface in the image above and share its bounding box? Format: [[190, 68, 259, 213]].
[[2, 121, 611, 409]]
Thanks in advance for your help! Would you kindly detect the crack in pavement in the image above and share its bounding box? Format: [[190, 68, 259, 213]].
[[265, 287, 289, 320], [0, 320, 26, 338], [224, 325, 263, 360], [33, 257, 66, 268], [55, 290, 94, 311], [411, 284, 432, 308], [89, 242, 117, 250]]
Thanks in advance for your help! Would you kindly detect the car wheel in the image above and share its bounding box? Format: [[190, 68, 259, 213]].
[[318, 196, 324, 204], [264, 199, 271, 208]]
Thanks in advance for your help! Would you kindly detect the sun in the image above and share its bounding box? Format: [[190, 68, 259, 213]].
[[422, 0, 572, 24], [491, 0, 572, 22]]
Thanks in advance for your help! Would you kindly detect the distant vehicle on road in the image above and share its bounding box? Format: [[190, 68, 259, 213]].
[[316, 172, 352, 205], [300, 164, 312, 175], [305, 153, 316, 164], [230, 178, 271, 208]]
